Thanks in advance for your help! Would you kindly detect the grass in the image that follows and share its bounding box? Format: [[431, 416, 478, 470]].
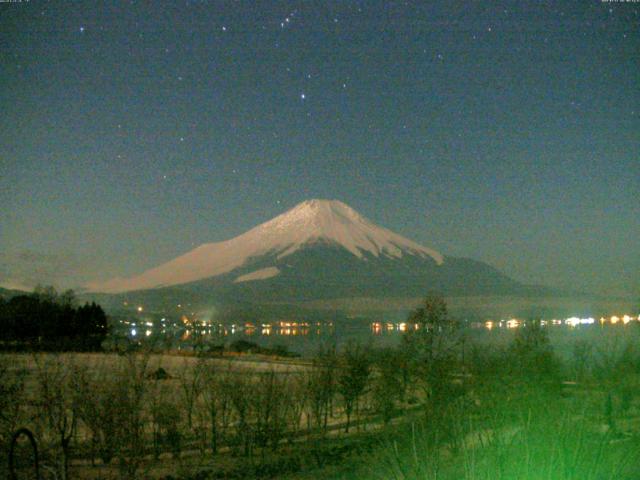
[[350, 379, 640, 480]]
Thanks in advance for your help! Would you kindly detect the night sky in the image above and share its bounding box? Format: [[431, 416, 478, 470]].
[[1, 1, 638, 296]]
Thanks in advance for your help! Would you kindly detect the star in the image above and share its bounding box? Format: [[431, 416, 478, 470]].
[[80, 26, 85, 33], [300, 93, 306, 100]]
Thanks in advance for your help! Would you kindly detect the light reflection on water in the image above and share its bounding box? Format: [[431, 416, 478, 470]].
[[114, 313, 640, 356]]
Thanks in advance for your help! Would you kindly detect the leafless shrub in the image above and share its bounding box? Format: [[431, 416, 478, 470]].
[[284, 372, 308, 441], [201, 361, 233, 455], [110, 352, 151, 480], [177, 357, 205, 431], [33, 354, 78, 480], [225, 367, 254, 456], [306, 345, 338, 435], [371, 348, 405, 425], [337, 342, 371, 433], [252, 369, 290, 453], [71, 363, 121, 465], [150, 393, 182, 460]]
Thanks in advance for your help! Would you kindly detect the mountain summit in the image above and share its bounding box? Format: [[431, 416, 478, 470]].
[[88, 199, 444, 293], [252, 199, 443, 263]]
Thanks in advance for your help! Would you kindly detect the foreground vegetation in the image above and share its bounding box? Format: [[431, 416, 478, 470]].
[[2, 295, 640, 479]]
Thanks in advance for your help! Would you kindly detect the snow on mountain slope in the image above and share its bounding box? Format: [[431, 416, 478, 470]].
[[87, 199, 443, 293], [233, 267, 281, 283]]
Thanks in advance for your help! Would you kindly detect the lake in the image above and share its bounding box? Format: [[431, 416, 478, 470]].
[[111, 313, 640, 357]]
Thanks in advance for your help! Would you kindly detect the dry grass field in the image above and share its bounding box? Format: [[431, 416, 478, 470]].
[[3, 320, 640, 479]]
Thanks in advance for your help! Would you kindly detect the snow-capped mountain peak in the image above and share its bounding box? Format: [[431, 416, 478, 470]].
[[87, 199, 443, 293], [270, 199, 366, 226], [255, 199, 443, 261]]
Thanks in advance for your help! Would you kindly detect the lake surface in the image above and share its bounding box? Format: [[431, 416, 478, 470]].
[[111, 313, 640, 357]]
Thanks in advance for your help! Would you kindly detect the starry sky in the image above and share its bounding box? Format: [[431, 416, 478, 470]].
[[1, 1, 638, 296]]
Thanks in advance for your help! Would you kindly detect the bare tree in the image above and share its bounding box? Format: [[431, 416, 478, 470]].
[[306, 345, 338, 434], [371, 348, 404, 425], [112, 352, 151, 480], [284, 372, 308, 441], [150, 392, 182, 460], [177, 357, 205, 430], [337, 342, 371, 433], [33, 354, 77, 480], [202, 362, 233, 455], [402, 295, 468, 451], [71, 363, 121, 465], [253, 370, 290, 453], [226, 369, 253, 457], [403, 294, 462, 411]]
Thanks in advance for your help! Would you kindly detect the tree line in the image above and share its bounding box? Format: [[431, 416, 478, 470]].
[[0, 286, 108, 350]]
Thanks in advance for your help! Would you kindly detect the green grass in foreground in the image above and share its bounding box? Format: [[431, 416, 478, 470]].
[[327, 378, 639, 480]]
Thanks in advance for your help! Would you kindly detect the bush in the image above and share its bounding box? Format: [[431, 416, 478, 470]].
[[229, 340, 259, 353], [508, 321, 561, 381]]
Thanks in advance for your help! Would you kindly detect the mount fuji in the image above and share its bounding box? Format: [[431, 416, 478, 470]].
[[87, 199, 541, 305]]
